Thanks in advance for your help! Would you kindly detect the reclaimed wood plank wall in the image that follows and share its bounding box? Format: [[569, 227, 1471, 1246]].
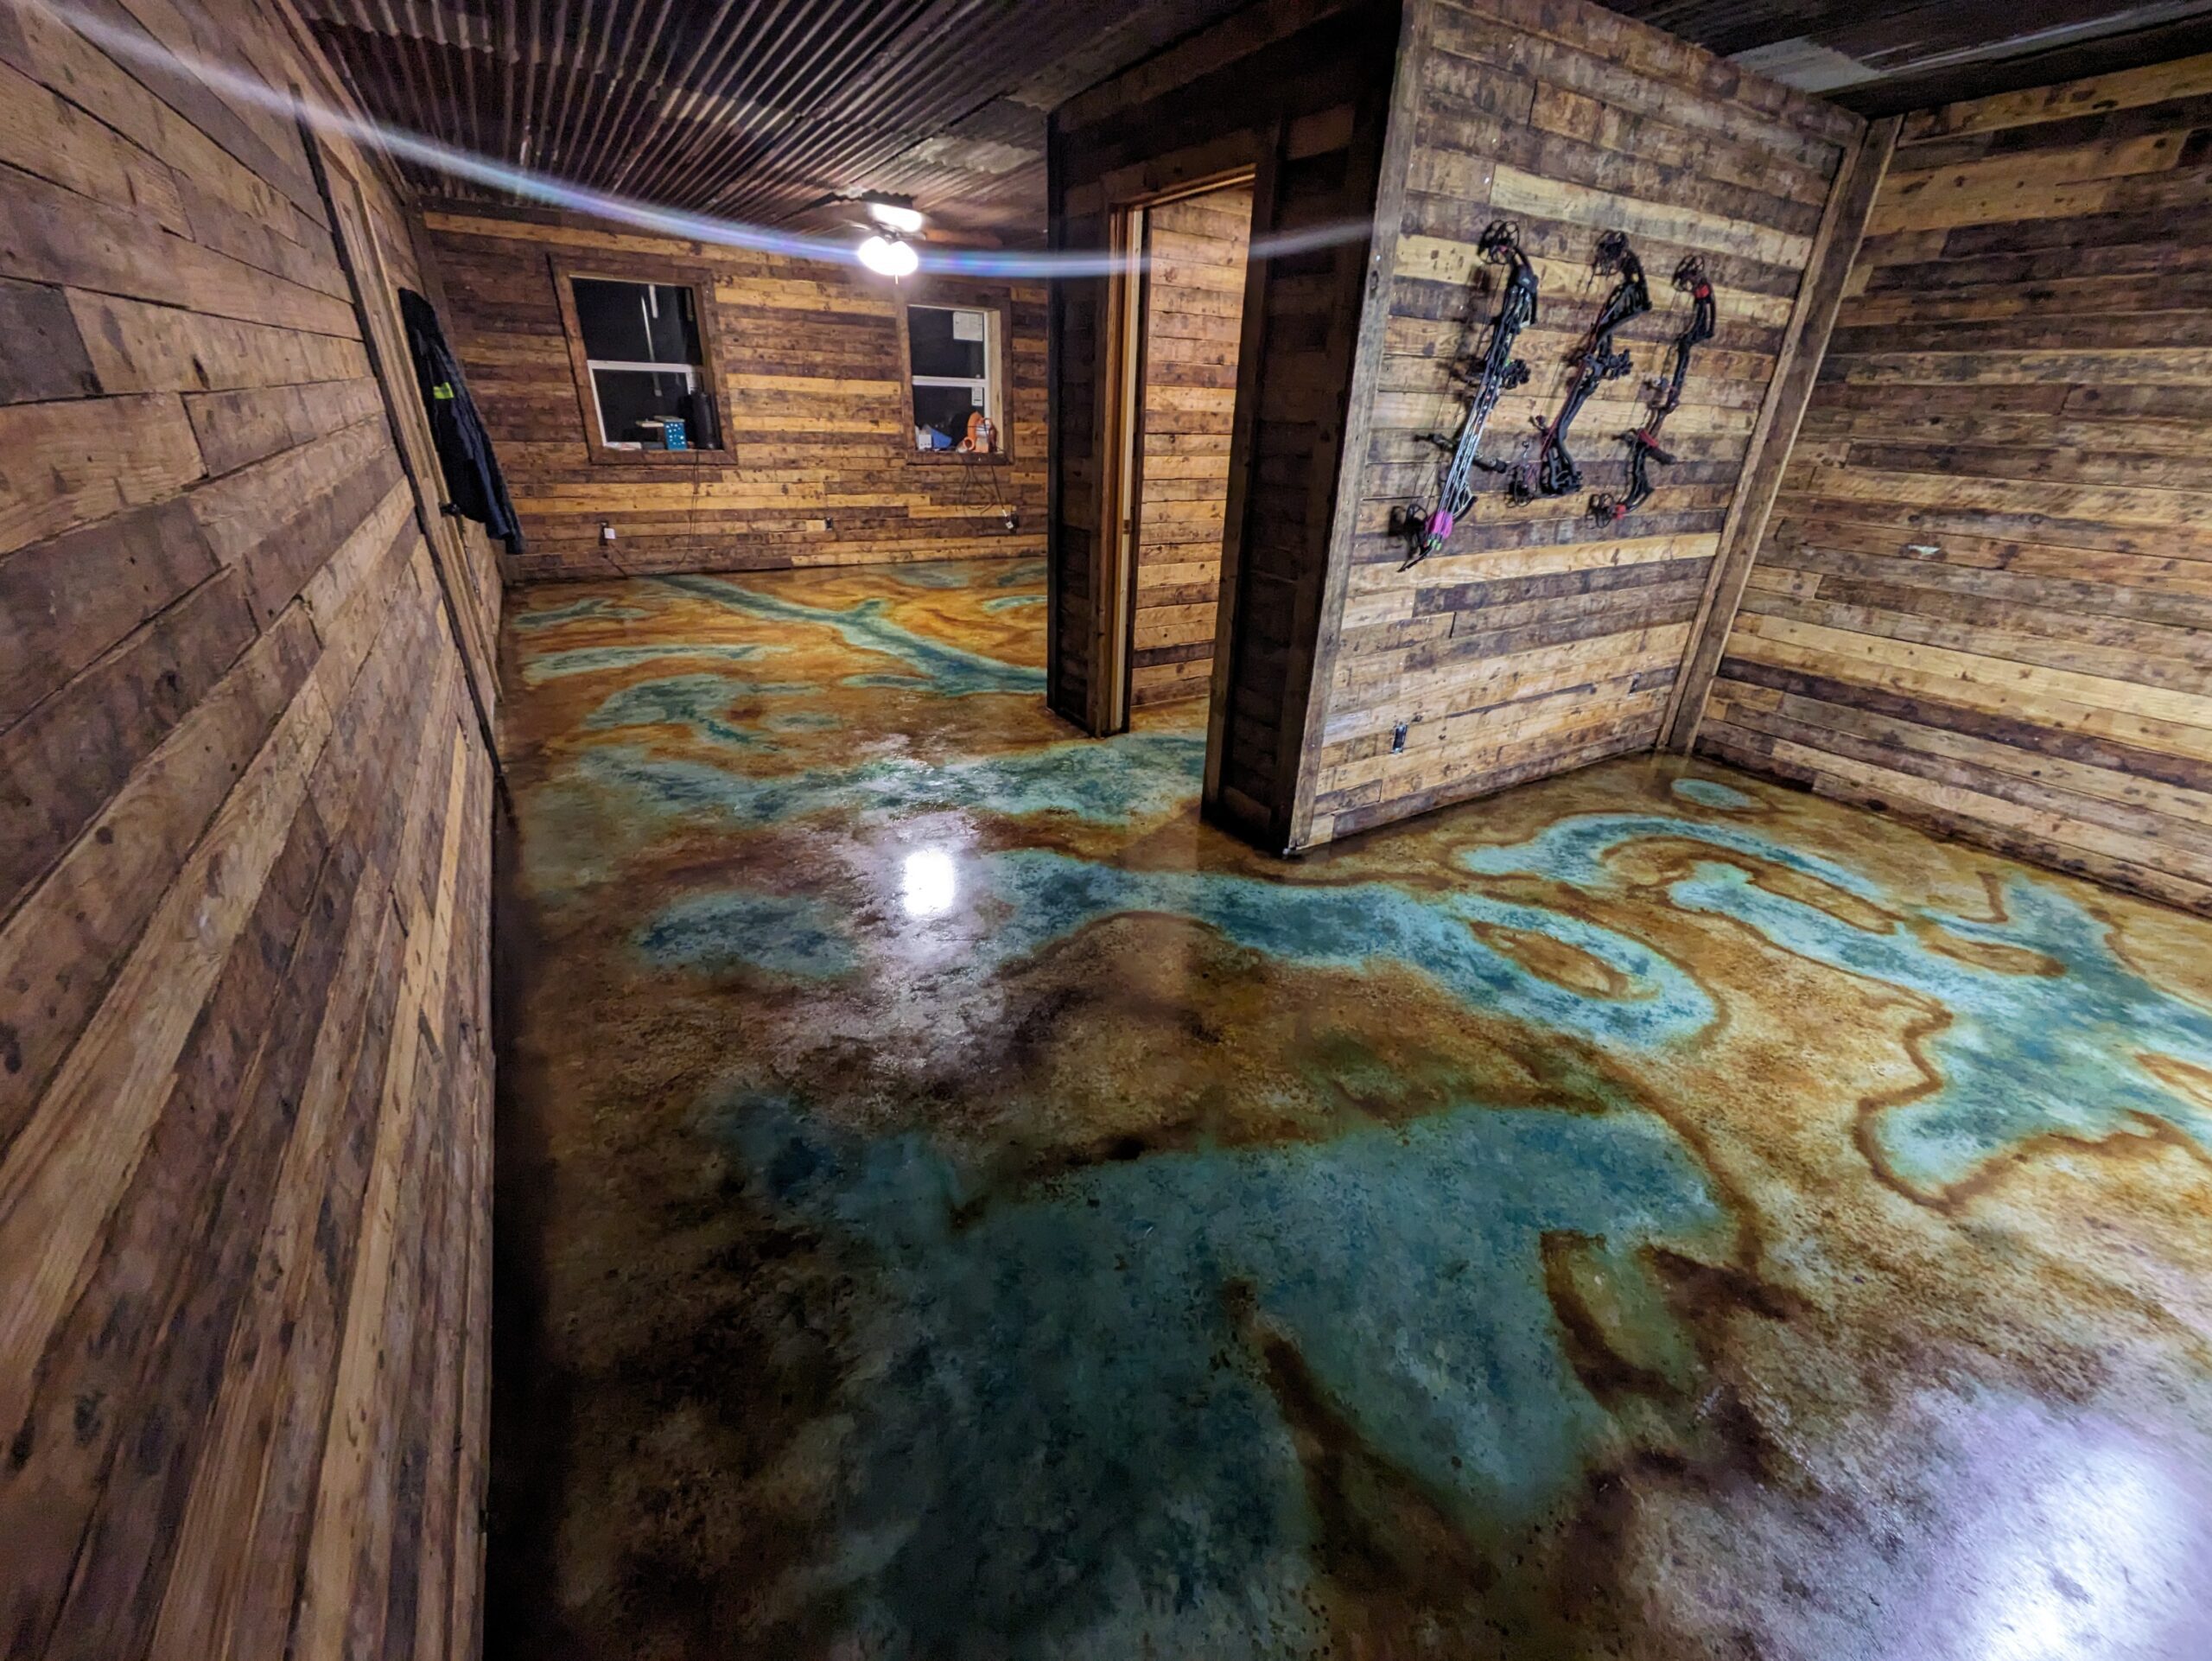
[[1296, 0, 1859, 844], [0, 0, 496, 1656], [1698, 54, 2212, 916], [1048, 0, 1402, 844], [421, 209, 1047, 583], [1131, 184, 1253, 710]]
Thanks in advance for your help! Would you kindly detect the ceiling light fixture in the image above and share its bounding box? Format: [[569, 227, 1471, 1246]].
[[861, 196, 925, 234], [857, 232, 918, 278]]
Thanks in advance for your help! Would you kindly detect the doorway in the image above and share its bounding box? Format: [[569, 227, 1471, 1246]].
[[1106, 176, 1256, 729]]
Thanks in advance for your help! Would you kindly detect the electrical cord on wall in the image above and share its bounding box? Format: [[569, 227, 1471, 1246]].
[[595, 518, 639, 581], [963, 436, 1017, 538], [691, 414, 709, 566], [594, 394, 714, 583]]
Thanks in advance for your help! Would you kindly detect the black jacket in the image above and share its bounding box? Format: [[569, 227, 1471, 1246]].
[[398, 288, 525, 554]]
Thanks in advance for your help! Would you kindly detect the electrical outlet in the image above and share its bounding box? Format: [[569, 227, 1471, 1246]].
[[599, 521, 616, 544], [1391, 721, 1408, 754]]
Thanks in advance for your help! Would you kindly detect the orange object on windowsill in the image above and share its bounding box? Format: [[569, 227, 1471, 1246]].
[[958, 411, 995, 453]]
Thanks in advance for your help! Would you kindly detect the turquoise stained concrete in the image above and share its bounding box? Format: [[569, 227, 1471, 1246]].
[[564, 728, 1208, 836], [510, 595, 651, 630], [1669, 775, 1758, 811], [583, 674, 785, 748], [713, 1090, 1726, 1658], [638, 892, 859, 980], [1467, 813, 2212, 1194], [1675, 863, 2212, 1194], [498, 557, 2212, 1661], [642, 848, 1710, 1048], [521, 640, 780, 683], [663, 575, 1048, 696]]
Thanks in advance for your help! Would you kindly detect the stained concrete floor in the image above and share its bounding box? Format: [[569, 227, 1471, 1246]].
[[488, 556, 2212, 1660]]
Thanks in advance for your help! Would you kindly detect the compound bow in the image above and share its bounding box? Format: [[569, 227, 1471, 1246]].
[[1396, 220, 1539, 570], [1506, 231, 1649, 503], [1590, 255, 1716, 527]]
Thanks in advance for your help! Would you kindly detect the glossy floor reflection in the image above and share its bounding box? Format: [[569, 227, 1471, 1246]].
[[493, 557, 2212, 1661]]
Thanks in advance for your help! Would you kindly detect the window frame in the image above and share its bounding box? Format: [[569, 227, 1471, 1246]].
[[895, 290, 1014, 467], [551, 255, 731, 466]]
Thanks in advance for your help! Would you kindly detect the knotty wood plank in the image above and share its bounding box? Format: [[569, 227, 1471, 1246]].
[[0, 494, 219, 728], [0, 566, 256, 909]]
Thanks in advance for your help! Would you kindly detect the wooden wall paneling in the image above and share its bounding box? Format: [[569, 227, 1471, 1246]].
[[1050, 0, 1404, 838], [1218, 88, 1401, 848], [1660, 114, 1900, 751], [315, 140, 504, 721], [1291, 0, 1859, 844], [315, 142, 505, 827], [0, 0, 493, 1654], [421, 207, 1049, 582], [1129, 182, 1255, 713], [1698, 60, 2212, 914]]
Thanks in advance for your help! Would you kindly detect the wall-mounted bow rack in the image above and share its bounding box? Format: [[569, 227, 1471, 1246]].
[[1395, 228, 1720, 569]]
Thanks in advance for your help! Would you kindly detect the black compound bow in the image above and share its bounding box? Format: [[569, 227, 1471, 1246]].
[[1590, 255, 1716, 526], [1396, 220, 1540, 570], [1507, 231, 1649, 503]]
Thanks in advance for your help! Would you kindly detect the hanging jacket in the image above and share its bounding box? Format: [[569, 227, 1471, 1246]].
[[398, 288, 525, 554]]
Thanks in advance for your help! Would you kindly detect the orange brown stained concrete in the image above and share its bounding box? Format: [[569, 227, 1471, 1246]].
[[492, 557, 2212, 1660]]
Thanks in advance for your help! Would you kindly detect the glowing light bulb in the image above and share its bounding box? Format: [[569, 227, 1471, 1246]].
[[858, 233, 918, 277]]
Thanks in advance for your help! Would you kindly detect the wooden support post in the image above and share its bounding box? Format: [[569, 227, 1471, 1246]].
[[1658, 114, 1902, 754]]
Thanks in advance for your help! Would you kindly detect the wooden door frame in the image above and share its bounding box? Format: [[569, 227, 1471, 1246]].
[[1096, 167, 1261, 735]]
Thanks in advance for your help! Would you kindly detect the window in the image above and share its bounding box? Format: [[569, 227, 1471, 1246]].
[[565, 274, 722, 452], [906, 302, 1001, 455]]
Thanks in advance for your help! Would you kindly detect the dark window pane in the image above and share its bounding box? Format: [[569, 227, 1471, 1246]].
[[574, 278, 702, 366], [912, 382, 988, 449], [591, 367, 698, 445], [909, 305, 987, 379]]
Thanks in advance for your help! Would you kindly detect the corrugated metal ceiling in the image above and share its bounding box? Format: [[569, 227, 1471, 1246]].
[[302, 0, 2212, 245], [298, 0, 1256, 245]]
